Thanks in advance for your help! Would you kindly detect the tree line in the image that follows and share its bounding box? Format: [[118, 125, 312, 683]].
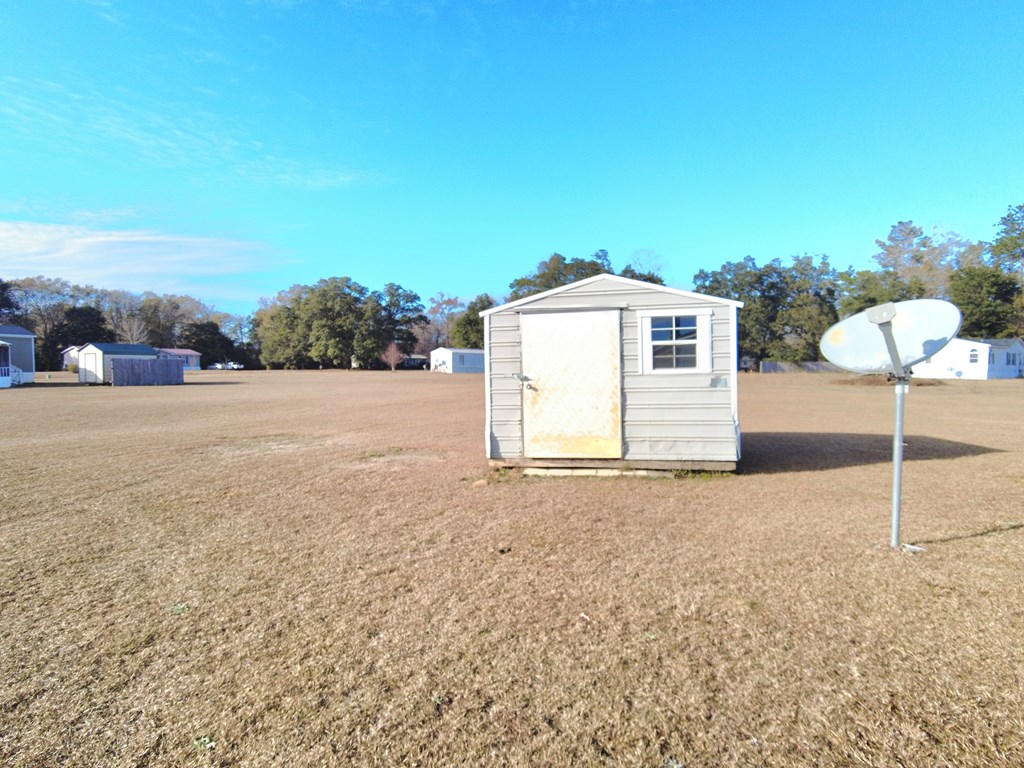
[[0, 277, 250, 371], [3, 205, 1022, 370], [696, 208, 1024, 362]]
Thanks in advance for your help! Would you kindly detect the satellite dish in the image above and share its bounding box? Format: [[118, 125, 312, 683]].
[[820, 299, 961, 374], [819, 299, 961, 550]]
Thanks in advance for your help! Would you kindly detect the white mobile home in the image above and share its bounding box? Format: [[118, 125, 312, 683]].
[[912, 337, 1023, 380], [78, 342, 159, 384], [481, 274, 744, 471], [984, 338, 1024, 378], [157, 347, 202, 370], [0, 324, 36, 386], [431, 347, 485, 373]]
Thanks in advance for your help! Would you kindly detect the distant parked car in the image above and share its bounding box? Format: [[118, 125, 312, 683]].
[[207, 363, 225, 370], [226, 362, 244, 370]]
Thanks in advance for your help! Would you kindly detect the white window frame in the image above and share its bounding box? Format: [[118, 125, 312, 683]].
[[637, 308, 713, 375]]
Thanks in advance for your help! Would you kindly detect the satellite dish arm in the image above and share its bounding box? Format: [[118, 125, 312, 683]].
[[866, 303, 907, 380]]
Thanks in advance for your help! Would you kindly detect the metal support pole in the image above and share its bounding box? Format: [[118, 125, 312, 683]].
[[866, 304, 911, 550], [890, 381, 908, 549]]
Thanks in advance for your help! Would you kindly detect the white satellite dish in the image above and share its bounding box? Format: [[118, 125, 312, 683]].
[[819, 299, 962, 550], [821, 299, 962, 374]]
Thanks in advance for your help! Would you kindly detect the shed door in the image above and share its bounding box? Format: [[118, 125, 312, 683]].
[[81, 352, 99, 384], [520, 310, 622, 459]]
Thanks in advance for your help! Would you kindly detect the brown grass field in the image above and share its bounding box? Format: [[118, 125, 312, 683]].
[[2, 370, 1022, 767]]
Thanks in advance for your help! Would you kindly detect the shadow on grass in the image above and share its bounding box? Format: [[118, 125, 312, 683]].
[[16, 381, 243, 389], [740, 432, 1000, 474], [914, 522, 1024, 546], [18, 382, 84, 388]]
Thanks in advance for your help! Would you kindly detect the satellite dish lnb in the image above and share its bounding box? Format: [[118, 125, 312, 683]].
[[819, 299, 961, 550], [820, 299, 961, 374]]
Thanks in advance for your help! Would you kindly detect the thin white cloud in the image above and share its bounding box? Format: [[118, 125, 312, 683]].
[[0, 221, 279, 304], [0, 76, 367, 192], [74, 0, 124, 25]]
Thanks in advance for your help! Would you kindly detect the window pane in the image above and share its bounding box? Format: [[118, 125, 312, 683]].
[[674, 350, 697, 368], [651, 329, 672, 341], [652, 345, 675, 369], [651, 317, 672, 330], [672, 316, 697, 341]]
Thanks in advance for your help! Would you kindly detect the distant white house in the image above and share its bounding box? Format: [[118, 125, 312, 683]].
[[984, 338, 1024, 378], [430, 347, 485, 374], [0, 324, 36, 386], [912, 337, 1024, 380]]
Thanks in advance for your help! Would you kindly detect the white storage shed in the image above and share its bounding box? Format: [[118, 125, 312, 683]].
[[78, 342, 159, 384], [481, 273, 744, 471], [430, 347, 485, 373]]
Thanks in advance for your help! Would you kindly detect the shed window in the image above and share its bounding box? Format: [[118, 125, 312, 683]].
[[651, 316, 698, 369], [638, 309, 712, 374], [969, 349, 978, 364], [989, 352, 995, 365]]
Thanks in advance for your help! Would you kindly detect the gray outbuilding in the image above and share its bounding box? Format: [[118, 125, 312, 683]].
[[0, 324, 36, 386], [481, 273, 744, 471]]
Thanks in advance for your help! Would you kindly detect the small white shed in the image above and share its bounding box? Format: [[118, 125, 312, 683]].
[[78, 342, 159, 384], [431, 347, 485, 373], [61, 345, 84, 370], [481, 273, 744, 471], [912, 337, 1023, 380]]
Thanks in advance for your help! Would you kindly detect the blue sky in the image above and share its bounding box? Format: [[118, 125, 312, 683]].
[[2, 0, 1022, 316]]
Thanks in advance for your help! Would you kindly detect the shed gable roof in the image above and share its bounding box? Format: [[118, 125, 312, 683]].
[[480, 273, 743, 317], [83, 342, 159, 356]]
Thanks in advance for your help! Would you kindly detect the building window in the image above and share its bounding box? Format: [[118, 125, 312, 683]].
[[651, 316, 698, 369], [1007, 352, 1013, 365], [969, 349, 979, 364], [989, 352, 996, 365], [638, 309, 712, 374], [458, 354, 465, 365]]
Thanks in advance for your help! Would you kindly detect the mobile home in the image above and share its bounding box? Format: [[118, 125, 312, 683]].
[[430, 347, 485, 373], [0, 324, 36, 385]]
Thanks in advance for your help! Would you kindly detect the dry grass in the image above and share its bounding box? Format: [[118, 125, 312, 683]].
[[2, 370, 1022, 767]]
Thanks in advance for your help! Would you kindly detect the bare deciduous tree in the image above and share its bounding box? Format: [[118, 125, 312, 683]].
[[380, 341, 405, 371]]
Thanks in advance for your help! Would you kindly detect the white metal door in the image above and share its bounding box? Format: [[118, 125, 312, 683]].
[[520, 310, 622, 459], [81, 352, 99, 384]]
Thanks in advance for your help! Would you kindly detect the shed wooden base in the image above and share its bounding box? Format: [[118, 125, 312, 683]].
[[488, 458, 737, 472]]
